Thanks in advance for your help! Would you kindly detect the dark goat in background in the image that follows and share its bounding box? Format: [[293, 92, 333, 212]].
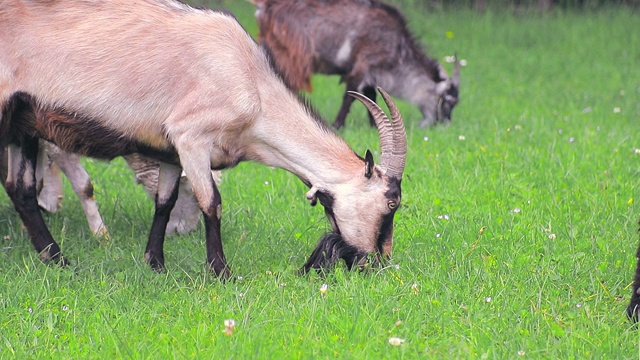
[[627, 222, 640, 322], [252, 0, 460, 128]]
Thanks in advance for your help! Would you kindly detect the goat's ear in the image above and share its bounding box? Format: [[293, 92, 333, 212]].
[[364, 150, 374, 179]]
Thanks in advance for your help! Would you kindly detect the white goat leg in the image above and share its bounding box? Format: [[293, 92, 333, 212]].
[[35, 143, 63, 213], [43, 142, 108, 237]]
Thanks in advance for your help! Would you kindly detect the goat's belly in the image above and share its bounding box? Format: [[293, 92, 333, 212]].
[[34, 108, 178, 163]]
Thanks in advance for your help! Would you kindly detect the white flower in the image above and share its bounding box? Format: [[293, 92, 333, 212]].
[[485, 296, 492, 302], [518, 350, 526, 356], [223, 319, 236, 336], [548, 233, 556, 240], [437, 214, 450, 220], [568, 137, 575, 143], [511, 208, 521, 214], [411, 283, 419, 295], [458, 135, 466, 141], [613, 107, 621, 113], [320, 283, 328, 295], [224, 319, 236, 328], [459, 59, 468, 67], [388, 337, 405, 346], [634, 147, 640, 154], [423, 136, 429, 142]]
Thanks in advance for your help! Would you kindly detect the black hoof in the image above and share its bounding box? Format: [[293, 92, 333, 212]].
[[209, 262, 231, 280], [627, 303, 639, 323], [144, 251, 165, 272], [39, 246, 68, 267]]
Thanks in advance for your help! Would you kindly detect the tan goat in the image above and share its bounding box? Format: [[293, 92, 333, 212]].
[[0, 0, 406, 277]]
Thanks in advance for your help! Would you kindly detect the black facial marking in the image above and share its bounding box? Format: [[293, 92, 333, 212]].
[[316, 190, 338, 233], [376, 176, 402, 254], [300, 232, 367, 273]]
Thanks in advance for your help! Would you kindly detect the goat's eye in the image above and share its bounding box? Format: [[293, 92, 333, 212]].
[[387, 201, 397, 209]]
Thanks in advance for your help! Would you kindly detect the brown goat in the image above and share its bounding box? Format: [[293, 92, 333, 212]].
[[252, 0, 460, 128]]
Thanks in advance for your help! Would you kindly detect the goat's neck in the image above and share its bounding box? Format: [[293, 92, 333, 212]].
[[248, 91, 364, 191]]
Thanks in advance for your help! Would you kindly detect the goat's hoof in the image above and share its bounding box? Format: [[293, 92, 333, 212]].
[[39, 247, 68, 267], [627, 303, 640, 323], [144, 252, 165, 272], [332, 122, 344, 130], [210, 264, 232, 280]]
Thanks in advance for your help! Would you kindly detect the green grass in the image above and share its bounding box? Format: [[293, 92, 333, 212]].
[[1, 2, 640, 358]]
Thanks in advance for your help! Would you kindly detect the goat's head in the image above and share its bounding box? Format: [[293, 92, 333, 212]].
[[435, 55, 461, 124], [302, 87, 406, 273]]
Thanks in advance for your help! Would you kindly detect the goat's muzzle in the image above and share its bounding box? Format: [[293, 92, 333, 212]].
[[300, 232, 380, 274]]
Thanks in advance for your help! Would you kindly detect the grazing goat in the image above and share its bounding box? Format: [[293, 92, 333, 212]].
[[252, 0, 460, 128], [627, 223, 640, 322], [0, 0, 406, 278]]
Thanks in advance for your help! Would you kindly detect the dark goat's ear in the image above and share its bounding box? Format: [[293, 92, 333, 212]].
[[364, 150, 374, 179]]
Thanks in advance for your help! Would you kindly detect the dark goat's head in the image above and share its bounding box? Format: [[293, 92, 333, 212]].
[[435, 55, 461, 124], [301, 87, 406, 274]]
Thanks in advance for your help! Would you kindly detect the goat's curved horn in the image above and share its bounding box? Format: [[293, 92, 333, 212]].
[[347, 88, 406, 179], [376, 87, 406, 179], [452, 53, 461, 88]]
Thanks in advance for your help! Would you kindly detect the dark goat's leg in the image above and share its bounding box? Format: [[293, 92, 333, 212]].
[[144, 163, 181, 271], [5, 141, 67, 265], [627, 225, 640, 322], [333, 81, 360, 129], [362, 86, 377, 127]]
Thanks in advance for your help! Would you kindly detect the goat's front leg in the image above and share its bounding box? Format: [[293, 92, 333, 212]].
[[203, 179, 228, 278], [143, 162, 181, 271], [4, 141, 67, 265], [333, 80, 361, 129], [176, 148, 229, 278]]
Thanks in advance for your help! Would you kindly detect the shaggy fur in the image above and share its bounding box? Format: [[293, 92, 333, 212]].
[[252, 0, 460, 128]]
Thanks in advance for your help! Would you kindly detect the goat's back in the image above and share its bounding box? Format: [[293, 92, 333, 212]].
[[255, 0, 419, 90], [0, 0, 265, 149]]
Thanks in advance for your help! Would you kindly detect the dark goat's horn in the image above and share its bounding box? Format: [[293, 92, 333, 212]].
[[453, 53, 461, 88], [348, 88, 406, 179]]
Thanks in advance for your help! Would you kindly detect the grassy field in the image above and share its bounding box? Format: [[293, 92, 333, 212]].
[[1, 1, 640, 358]]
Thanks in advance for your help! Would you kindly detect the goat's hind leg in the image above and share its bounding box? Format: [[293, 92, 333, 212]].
[[5, 142, 68, 265], [45, 142, 108, 237], [362, 86, 378, 127], [143, 162, 181, 271]]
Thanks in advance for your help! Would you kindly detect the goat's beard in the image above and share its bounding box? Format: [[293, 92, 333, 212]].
[[300, 232, 370, 274]]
